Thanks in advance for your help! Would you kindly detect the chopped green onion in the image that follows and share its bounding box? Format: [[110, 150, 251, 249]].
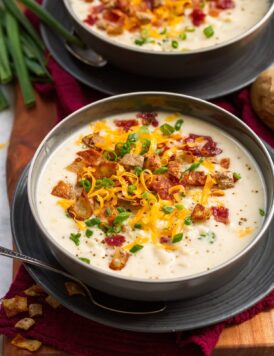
[[117, 207, 126, 213], [175, 119, 184, 131], [127, 133, 139, 142], [80, 179, 91, 193], [114, 212, 131, 225], [115, 142, 131, 157], [85, 218, 101, 227], [128, 184, 137, 194], [3, 0, 44, 51], [70, 233, 81, 246], [140, 138, 151, 155], [163, 206, 174, 214], [130, 244, 143, 253], [5, 12, 35, 107], [105, 207, 111, 216], [259, 209, 266, 217], [185, 158, 204, 172], [18, 0, 84, 47], [199, 231, 216, 244], [160, 28, 167, 35], [175, 204, 184, 210], [184, 216, 192, 225], [142, 192, 149, 199], [139, 126, 149, 134], [106, 225, 122, 235], [134, 166, 143, 176], [185, 26, 195, 32], [171, 40, 179, 49], [155, 148, 163, 155], [0, 88, 9, 112], [95, 178, 114, 189], [179, 32, 187, 40], [172, 233, 183, 243], [160, 123, 175, 136], [135, 37, 147, 46], [134, 223, 142, 229], [85, 229, 93, 238], [79, 257, 90, 264], [103, 150, 117, 161], [154, 166, 168, 174], [203, 25, 214, 38], [233, 172, 241, 180]]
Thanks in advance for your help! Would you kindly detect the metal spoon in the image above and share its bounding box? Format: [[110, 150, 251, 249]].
[[0, 246, 166, 315], [65, 32, 107, 68]]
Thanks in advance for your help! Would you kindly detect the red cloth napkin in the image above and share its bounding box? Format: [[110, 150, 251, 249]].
[[0, 266, 273, 356]]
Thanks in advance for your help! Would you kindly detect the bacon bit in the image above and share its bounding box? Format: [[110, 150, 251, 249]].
[[150, 174, 173, 200], [181, 171, 207, 186], [215, 0, 235, 10], [51, 181, 74, 199], [144, 154, 161, 171], [104, 235, 126, 247], [208, 2, 220, 17], [84, 14, 97, 26], [191, 8, 206, 26], [212, 206, 229, 224], [94, 161, 118, 179], [114, 119, 139, 132], [77, 149, 102, 165], [68, 195, 93, 221], [220, 158, 230, 169], [168, 160, 182, 180], [137, 112, 159, 127], [109, 247, 130, 270], [191, 203, 211, 222], [183, 134, 222, 157], [160, 236, 171, 244]]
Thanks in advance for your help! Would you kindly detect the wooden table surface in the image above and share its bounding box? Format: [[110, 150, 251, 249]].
[[2, 86, 274, 355]]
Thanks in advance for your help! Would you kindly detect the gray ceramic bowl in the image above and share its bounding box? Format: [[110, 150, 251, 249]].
[[28, 92, 274, 301], [63, 0, 274, 78]]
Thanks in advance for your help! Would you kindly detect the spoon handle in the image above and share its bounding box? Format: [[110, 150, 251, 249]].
[[0, 245, 75, 280]]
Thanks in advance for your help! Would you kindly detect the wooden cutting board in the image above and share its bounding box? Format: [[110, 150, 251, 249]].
[[2, 87, 274, 355]]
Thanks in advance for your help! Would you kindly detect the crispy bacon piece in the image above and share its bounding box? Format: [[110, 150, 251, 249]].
[[183, 134, 222, 157], [160, 236, 171, 244], [109, 247, 130, 270], [212, 206, 229, 224], [181, 171, 207, 186], [168, 160, 182, 180], [191, 8, 206, 26], [120, 153, 144, 167], [220, 158, 230, 169], [68, 195, 93, 221], [150, 174, 173, 200], [51, 181, 74, 199], [104, 235, 126, 247], [77, 149, 102, 165], [136, 112, 159, 127], [215, 0, 235, 10], [191, 203, 211, 222], [94, 161, 118, 179], [114, 119, 139, 132], [214, 171, 234, 189], [144, 154, 161, 171], [84, 14, 97, 26]]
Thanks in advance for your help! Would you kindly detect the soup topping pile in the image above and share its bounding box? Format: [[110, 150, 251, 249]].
[[50, 113, 254, 272]]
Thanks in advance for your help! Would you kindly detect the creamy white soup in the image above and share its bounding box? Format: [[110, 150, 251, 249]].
[[69, 0, 269, 52], [37, 112, 266, 279]]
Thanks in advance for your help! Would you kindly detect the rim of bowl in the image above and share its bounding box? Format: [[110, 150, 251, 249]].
[[27, 92, 274, 285], [63, 0, 274, 56]]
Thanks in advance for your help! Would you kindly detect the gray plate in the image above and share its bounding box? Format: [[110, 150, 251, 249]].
[[12, 153, 274, 333], [41, 0, 274, 99]]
